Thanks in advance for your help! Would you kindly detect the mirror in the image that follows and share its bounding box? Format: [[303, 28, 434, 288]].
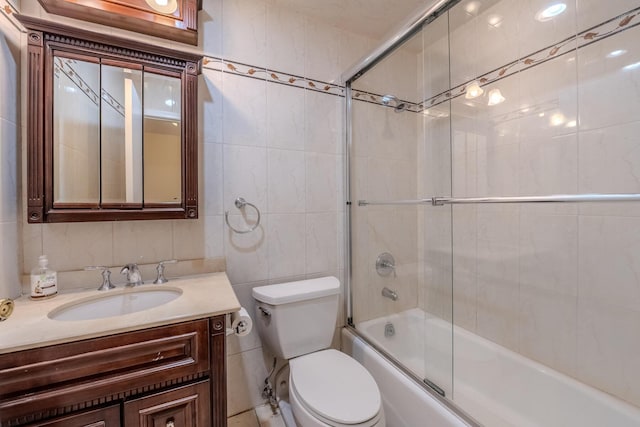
[[20, 15, 201, 222]]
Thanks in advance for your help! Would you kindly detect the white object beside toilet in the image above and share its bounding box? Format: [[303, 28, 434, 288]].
[[252, 277, 385, 427]]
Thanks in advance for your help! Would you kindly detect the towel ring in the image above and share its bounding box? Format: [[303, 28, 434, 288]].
[[225, 197, 261, 234]]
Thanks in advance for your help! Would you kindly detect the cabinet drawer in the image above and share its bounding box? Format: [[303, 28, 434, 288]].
[[0, 320, 209, 422], [24, 405, 121, 427], [124, 380, 210, 427]]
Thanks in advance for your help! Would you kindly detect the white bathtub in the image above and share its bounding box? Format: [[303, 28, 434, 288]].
[[345, 308, 640, 427]]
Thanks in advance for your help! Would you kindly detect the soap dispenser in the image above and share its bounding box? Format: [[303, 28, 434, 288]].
[[30, 255, 58, 299]]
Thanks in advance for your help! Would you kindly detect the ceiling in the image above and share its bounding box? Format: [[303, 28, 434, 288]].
[[271, 0, 427, 40]]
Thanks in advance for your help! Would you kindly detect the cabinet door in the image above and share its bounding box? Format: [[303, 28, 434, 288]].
[[124, 381, 210, 427], [26, 404, 120, 426]]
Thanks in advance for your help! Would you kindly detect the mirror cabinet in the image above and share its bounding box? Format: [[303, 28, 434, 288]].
[[18, 15, 202, 223]]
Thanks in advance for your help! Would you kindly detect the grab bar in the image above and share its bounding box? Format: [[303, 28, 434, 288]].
[[357, 193, 640, 207], [225, 197, 261, 234]]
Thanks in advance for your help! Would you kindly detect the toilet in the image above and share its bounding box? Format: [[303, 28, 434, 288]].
[[252, 277, 385, 427]]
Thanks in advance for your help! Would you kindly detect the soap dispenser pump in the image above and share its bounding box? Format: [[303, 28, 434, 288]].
[[30, 255, 58, 299]]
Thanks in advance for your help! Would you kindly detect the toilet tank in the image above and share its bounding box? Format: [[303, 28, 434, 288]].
[[252, 277, 340, 359]]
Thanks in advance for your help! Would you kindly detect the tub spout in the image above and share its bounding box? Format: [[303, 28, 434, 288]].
[[382, 287, 398, 301]]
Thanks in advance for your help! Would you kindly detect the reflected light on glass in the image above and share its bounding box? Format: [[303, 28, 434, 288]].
[[566, 120, 577, 128], [165, 99, 176, 107], [465, 81, 484, 99], [538, 112, 545, 117], [550, 113, 565, 126], [487, 88, 505, 106], [623, 61, 640, 71], [535, 3, 567, 21], [465, 1, 481, 14], [607, 49, 627, 58], [487, 14, 503, 28]]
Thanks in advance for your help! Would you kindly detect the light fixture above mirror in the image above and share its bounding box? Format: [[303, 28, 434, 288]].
[[37, 0, 201, 45], [144, 0, 178, 14]]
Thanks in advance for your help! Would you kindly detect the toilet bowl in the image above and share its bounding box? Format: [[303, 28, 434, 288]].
[[252, 277, 385, 427], [289, 350, 385, 427]]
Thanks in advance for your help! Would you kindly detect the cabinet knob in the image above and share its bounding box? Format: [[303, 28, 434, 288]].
[[166, 419, 175, 427]]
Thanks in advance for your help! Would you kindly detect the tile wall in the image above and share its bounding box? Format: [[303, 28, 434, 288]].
[[350, 0, 640, 410], [0, 1, 21, 300], [2, 0, 376, 418], [350, 41, 420, 323], [444, 0, 640, 408]]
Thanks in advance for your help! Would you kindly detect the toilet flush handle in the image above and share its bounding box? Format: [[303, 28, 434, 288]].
[[259, 306, 271, 317]]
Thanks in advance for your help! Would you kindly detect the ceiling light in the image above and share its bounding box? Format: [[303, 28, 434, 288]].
[[565, 120, 577, 128], [465, 81, 484, 99], [487, 88, 505, 106], [144, 0, 177, 13], [607, 49, 627, 58], [535, 3, 566, 21]]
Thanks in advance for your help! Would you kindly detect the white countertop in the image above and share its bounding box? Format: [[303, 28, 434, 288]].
[[0, 272, 240, 354]]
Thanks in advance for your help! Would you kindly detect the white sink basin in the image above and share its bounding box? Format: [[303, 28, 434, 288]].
[[48, 288, 183, 321]]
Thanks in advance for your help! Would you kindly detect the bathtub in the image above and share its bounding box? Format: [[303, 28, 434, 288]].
[[343, 308, 640, 427]]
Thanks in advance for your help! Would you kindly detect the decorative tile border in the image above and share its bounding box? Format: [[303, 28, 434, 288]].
[[0, 0, 26, 33], [201, 6, 639, 114], [202, 57, 345, 97], [54, 57, 125, 117], [420, 7, 640, 111]]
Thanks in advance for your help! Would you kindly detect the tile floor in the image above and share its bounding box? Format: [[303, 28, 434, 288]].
[[228, 404, 287, 427]]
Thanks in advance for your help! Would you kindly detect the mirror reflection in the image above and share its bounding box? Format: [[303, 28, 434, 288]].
[[101, 65, 143, 205], [143, 73, 182, 204], [53, 57, 100, 204]]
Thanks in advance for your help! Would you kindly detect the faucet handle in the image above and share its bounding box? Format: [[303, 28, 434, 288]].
[[85, 266, 115, 291], [154, 259, 178, 284]]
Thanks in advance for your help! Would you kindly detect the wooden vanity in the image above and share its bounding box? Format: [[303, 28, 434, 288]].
[[0, 273, 239, 427], [0, 317, 226, 427]]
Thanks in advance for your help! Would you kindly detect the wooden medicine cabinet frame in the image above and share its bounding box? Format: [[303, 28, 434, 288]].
[[19, 15, 201, 223]]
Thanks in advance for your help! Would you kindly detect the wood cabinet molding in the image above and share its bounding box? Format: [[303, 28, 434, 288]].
[[0, 316, 225, 427], [17, 15, 202, 223], [37, 0, 202, 46]]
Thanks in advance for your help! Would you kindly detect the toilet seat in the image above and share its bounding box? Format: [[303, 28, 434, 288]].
[[289, 349, 383, 426]]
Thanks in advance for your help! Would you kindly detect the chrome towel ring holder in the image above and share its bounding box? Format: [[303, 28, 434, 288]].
[[225, 197, 261, 234]]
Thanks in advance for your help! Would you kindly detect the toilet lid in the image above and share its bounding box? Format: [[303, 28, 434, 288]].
[[290, 349, 381, 425]]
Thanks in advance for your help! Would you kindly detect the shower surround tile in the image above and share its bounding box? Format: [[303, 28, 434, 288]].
[[577, 24, 640, 131], [578, 215, 640, 311], [577, 298, 640, 407]]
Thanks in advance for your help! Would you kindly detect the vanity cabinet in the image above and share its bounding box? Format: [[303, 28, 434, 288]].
[[25, 405, 120, 426], [0, 316, 226, 427]]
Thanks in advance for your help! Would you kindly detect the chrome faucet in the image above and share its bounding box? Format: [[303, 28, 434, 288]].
[[120, 263, 143, 287], [85, 266, 115, 291], [382, 287, 398, 301]]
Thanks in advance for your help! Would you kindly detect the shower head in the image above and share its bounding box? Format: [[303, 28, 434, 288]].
[[381, 94, 407, 113]]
